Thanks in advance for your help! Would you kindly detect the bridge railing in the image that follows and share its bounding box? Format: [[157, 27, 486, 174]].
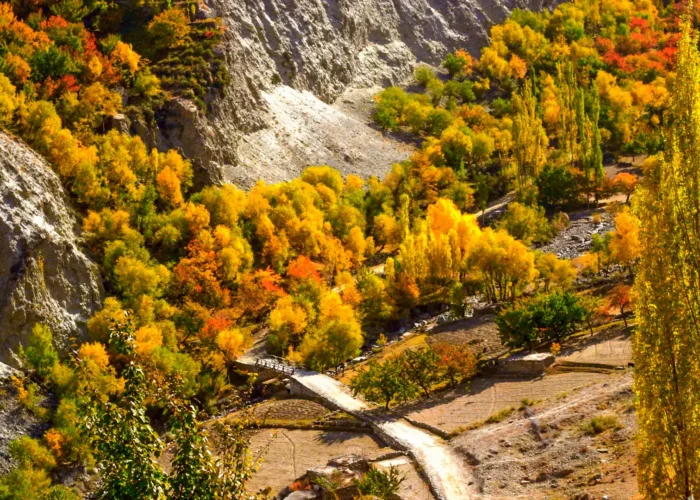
[[255, 355, 298, 375]]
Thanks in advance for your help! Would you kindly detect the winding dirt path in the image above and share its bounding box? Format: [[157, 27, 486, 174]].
[[291, 370, 475, 500]]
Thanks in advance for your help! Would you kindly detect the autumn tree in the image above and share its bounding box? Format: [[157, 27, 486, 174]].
[[511, 81, 548, 200], [497, 202, 552, 245], [471, 228, 537, 302], [535, 252, 577, 292], [432, 343, 477, 387], [633, 20, 700, 499], [613, 172, 638, 203], [606, 284, 633, 327], [608, 207, 640, 274]]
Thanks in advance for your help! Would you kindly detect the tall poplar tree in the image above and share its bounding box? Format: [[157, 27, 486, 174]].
[[512, 81, 548, 200], [633, 20, 700, 498], [557, 62, 578, 165], [589, 89, 604, 205]]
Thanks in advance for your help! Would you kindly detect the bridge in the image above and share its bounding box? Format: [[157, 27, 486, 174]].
[[254, 355, 298, 375]]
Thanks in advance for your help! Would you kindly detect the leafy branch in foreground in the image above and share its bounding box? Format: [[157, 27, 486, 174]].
[[82, 314, 264, 499]]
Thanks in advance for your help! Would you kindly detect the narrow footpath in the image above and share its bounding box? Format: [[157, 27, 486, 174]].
[[291, 369, 476, 500]]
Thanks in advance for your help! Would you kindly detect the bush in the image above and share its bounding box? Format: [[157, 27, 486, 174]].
[[581, 414, 622, 435], [355, 465, 405, 498], [414, 65, 435, 86], [20, 324, 58, 379], [8, 437, 56, 471]]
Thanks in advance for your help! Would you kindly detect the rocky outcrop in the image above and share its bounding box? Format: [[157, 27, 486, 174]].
[[0, 133, 103, 365], [154, 0, 560, 188]]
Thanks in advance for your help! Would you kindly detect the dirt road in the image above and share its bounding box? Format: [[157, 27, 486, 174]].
[[291, 369, 475, 500]]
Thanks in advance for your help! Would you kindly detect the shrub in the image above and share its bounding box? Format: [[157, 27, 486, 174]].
[[486, 407, 516, 423], [20, 324, 58, 379], [581, 414, 622, 435], [355, 465, 405, 498], [414, 65, 435, 86], [8, 437, 56, 471]]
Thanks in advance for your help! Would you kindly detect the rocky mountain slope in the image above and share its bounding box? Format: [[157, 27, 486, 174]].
[[0, 133, 103, 365], [156, 0, 561, 188]]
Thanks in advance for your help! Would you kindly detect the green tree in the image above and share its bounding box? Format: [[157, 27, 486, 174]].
[[511, 81, 548, 197], [167, 405, 218, 500], [588, 89, 604, 205], [351, 358, 417, 409], [84, 319, 167, 500], [401, 347, 441, 398], [496, 292, 586, 349], [536, 164, 578, 210]]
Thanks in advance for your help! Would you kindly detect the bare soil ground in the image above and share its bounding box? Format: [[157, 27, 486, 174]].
[[246, 429, 389, 495], [403, 371, 613, 435], [246, 428, 432, 499], [374, 455, 435, 500], [558, 326, 633, 367], [450, 372, 636, 499]]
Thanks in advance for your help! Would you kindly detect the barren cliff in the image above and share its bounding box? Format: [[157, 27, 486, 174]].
[[0, 133, 103, 365], [155, 0, 560, 188]]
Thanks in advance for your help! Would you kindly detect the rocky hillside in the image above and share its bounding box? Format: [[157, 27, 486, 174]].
[[0, 133, 103, 365], [155, 0, 561, 188]]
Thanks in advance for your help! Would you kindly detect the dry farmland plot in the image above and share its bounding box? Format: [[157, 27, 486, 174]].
[[558, 326, 633, 367], [250, 398, 329, 423], [246, 429, 390, 494], [404, 372, 612, 434]]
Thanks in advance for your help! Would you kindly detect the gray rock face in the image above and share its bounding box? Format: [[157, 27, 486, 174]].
[[0, 133, 103, 364], [156, 0, 561, 188]]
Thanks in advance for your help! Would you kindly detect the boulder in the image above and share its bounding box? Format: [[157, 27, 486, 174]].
[[491, 353, 556, 377], [283, 491, 321, 500], [0, 133, 103, 365]]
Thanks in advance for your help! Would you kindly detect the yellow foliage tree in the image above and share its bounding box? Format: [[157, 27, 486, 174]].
[[633, 21, 700, 498]]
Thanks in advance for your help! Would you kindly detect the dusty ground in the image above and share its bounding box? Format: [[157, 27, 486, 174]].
[[450, 372, 636, 499], [558, 325, 633, 368], [403, 371, 613, 435], [246, 428, 431, 498], [234, 86, 412, 187]]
